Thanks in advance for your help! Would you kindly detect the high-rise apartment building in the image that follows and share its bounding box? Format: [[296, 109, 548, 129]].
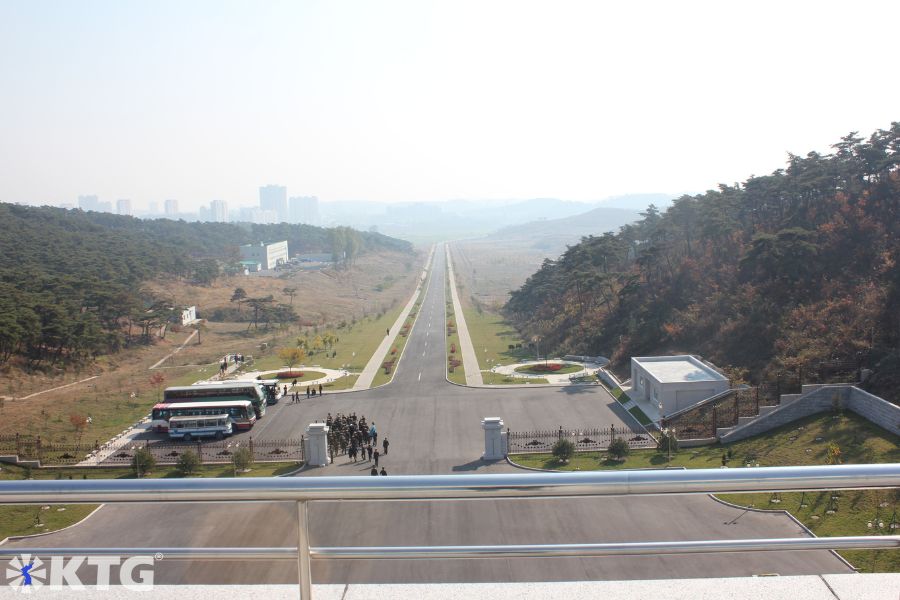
[[116, 199, 132, 216], [259, 185, 287, 223], [78, 195, 101, 211], [164, 199, 179, 215], [210, 199, 228, 222], [289, 195, 319, 225]]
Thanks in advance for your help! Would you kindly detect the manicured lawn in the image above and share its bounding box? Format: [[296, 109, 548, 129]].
[[446, 295, 466, 385], [0, 461, 300, 540], [628, 405, 653, 426], [0, 504, 98, 541], [480, 371, 549, 385], [510, 411, 900, 572], [514, 362, 583, 375], [252, 305, 408, 375], [461, 308, 533, 370], [372, 294, 424, 387], [323, 374, 359, 391]]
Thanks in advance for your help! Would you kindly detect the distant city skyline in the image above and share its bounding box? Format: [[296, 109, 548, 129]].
[[1, 2, 898, 208]]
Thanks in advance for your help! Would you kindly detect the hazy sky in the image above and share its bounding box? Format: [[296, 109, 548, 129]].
[[1, 1, 897, 209]]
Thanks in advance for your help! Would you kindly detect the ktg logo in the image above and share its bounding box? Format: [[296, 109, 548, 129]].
[[7, 554, 155, 593]]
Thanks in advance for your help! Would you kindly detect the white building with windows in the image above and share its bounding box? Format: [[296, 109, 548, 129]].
[[630, 355, 729, 418], [239, 241, 289, 270], [180, 306, 198, 326]]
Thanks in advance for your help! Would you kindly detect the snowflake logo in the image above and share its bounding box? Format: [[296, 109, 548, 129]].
[[7, 555, 46, 593]]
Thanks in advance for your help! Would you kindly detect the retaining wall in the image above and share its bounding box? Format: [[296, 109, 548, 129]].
[[720, 385, 900, 443]]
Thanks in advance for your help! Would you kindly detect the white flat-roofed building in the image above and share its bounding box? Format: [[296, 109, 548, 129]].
[[180, 306, 198, 326], [630, 355, 729, 418], [239, 240, 289, 270]]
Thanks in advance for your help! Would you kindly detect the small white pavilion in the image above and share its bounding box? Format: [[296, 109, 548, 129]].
[[630, 355, 729, 418]]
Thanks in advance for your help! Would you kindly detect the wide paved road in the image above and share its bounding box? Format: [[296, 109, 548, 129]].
[[3, 244, 852, 583]]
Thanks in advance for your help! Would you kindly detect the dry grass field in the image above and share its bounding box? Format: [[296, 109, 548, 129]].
[[450, 239, 548, 310], [0, 250, 422, 444]]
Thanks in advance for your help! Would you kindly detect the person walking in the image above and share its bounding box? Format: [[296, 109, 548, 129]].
[[373, 448, 380, 467], [366, 445, 373, 461], [369, 423, 377, 446], [382, 438, 389, 455], [370, 466, 378, 476], [380, 467, 387, 476], [318, 383, 323, 396]]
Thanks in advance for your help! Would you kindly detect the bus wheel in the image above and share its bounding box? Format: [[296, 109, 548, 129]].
[[215, 431, 224, 440], [183, 433, 192, 442]]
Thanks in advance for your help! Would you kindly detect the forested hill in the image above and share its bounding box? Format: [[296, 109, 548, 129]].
[[505, 124, 900, 393], [0, 204, 412, 367]]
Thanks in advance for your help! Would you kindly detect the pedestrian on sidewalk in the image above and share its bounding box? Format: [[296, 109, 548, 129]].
[[382, 438, 389, 455], [366, 445, 373, 461], [370, 423, 377, 446], [306, 386, 310, 398], [371, 466, 378, 476], [380, 467, 387, 476], [373, 448, 380, 467], [318, 383, 323, 395]]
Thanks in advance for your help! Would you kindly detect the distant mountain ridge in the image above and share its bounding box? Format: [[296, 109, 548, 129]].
[[318, 194, 674, 242], [484, 205, 642, 253]]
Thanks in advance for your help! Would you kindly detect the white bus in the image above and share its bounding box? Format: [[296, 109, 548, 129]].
[[167, 415, 232, 441], [151, 400, 256, 433], [166, 383, 267, 417]]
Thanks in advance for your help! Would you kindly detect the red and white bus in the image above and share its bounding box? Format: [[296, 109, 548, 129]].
[[151, 400, 256, 433]]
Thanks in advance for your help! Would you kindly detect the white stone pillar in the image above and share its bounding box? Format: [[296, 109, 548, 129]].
[[304, 422, 330, 467], [482, 417, 506, 460]]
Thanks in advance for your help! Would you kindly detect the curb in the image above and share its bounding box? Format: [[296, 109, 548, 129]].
[[708, 493, 858, 572], [0, 504, 106, 545]]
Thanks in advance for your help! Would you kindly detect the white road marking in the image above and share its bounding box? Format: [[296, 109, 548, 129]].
[[418, 372, 421, 381]]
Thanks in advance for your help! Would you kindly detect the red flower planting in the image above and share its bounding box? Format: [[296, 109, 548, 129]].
[[277, 370, 305, 379], [529, 363, 563, 372]]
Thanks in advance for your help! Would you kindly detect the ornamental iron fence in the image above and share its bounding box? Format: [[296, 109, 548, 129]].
[[0, 433, 304, 466], [507, 425, 654, 454]]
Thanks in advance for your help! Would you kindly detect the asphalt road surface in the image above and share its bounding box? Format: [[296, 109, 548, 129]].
[[3, 244, 852, 584]]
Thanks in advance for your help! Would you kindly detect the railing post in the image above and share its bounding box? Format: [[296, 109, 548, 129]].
[[296, 500, 313, 600]]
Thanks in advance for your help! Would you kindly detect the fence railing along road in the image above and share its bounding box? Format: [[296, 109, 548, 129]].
[[507, 425, 654, 454], [0, 434, 305, 466], [0, 464, 897, 600]]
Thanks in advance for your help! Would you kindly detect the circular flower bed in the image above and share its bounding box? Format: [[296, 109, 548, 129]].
[[514, 362, 583, 375], [266, 370, 327, 382]]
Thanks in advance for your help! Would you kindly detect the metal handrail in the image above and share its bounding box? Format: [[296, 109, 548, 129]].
[[3, 536, 898, 560], [0, 464, 897, 503], [0, 464, 897, 600]]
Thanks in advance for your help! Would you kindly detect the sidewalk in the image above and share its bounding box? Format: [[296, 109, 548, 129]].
[[445, 245, 483, 386], [353, 247, 434, 390]]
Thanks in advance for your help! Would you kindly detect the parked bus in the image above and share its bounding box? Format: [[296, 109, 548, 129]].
[[151, 400, 256, 432], [255, 379, 283, 405], [197, 378, 282, 405], [167, 414, 232, 441], [165, 383, 267, 417]]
